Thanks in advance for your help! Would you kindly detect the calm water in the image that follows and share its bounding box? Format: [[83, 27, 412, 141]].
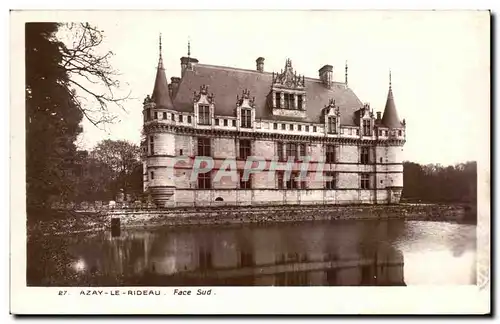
[[27, 219, 476, 286]]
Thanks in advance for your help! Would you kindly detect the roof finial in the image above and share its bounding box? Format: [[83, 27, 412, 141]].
[[389, 69, 392, 89], [158, 33, 163, 68], [187, 36, 191, 57], [345, 60, 348, 88]]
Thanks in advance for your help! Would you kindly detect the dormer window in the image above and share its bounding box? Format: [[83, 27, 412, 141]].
[[275, 93, 281, 108], [362, 120, 371, 136], [241, 109, 252, 128], [298, 95, 303, 110], [271, 59, 307, 117], [283, 93, 294, 109], [198, 104, 210, 125], [236, 89, 255, 129], [328, 116, 337, 134]]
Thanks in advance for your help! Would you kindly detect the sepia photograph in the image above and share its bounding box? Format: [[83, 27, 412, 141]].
[[10, 9, 490, 314]]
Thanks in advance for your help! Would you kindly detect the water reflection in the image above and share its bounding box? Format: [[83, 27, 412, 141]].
[[27, 219, 476, 286]]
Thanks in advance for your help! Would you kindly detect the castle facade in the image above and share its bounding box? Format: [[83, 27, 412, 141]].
[[142, 39, 406, 207]]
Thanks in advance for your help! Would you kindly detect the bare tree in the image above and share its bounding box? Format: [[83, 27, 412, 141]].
[[58, 23, 131, 127]]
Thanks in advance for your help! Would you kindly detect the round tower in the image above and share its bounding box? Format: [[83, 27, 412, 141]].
[[381, 71, 405, 204], [142, 34, 177, 207]]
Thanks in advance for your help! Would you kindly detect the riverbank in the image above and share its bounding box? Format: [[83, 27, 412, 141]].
[[27, 203, 475, 237], [107, 203, 475, 229]]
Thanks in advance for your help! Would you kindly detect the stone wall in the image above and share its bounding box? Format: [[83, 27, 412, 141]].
[[104, 203, 468, 229]]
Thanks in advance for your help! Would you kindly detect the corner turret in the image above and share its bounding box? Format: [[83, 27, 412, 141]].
[[381, 70, 402, 128], [151, 34, 174, 109]]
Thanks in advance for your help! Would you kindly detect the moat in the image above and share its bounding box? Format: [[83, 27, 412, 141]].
[[27, 219, 476, 286]]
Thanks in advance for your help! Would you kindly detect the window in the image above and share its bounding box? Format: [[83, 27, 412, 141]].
[[197, 138, 211, 157], [283, 93, 290, 109], [198, 104, 210, 125], [298, 143, 306, 160], [290, 124, 294, 131], [298, 125, 302, 131], [328, 117, 337, 134], [179, 115, 183, 122], [150, 171, 155, 180], [298, 95, 303, 109], [356, 129, 359, 135], [301, 176, 307, 189], [198, 172, 211, 189], [240, 172, 252, 189], [274, 123, 278, 130], [187, 115, 192, 123], [379, 130, 383, 136], [241, 109, 252, 128], [362, 120, 371, 136], [305, 125, 310, 132], [286, 143, 298, 160], [379, 157, 383, 163], [281, 123, 286, 130], [283, 93, 294, 109], [215, 118, 219, 126], [313, 126, 317, 132], [149, 136, 154, 155], [360, 147, 370, 164], [277, 171, 284, 189], [163, 112, 167, 119], [325, 172, 337, 189], [232, 120, 236, 127], [286, 171, 301, 189], [224, 119, 228, 126], [154, 112, 158, 119], [180, 149, 183, 155], [277, 142, 284, 161], [361, 173, 370, 189], [349, 128, 353, 135], [239, 139, 251, 160], [398, 130, 402, 136], [275, 92, 281, 108], [171, 113, 175, 121], [326, 145, 336, 163]]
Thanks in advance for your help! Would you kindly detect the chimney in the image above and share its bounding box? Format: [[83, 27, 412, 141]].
[[256, 57, 265, 72], [171, 77, 181, 98], [168, 83, 173, 98], [376, 112, 382, 120], [319, 65, 333, 88], [180, 57, 199, 76]]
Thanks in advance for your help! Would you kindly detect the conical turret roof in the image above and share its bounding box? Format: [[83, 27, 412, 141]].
[[381, 75, 402, 128], [151, 35, 174, 109]]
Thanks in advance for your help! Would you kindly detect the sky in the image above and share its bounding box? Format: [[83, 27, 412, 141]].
[[68, 10, 489, 166]]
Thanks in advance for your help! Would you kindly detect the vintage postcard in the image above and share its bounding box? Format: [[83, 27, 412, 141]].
[[10, 10, 490, 315]]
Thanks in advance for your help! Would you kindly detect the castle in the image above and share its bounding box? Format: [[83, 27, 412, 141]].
[[141, 37, 406, 207]]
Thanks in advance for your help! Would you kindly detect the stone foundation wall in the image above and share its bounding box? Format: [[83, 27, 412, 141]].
[[104, 203, 469, 229]]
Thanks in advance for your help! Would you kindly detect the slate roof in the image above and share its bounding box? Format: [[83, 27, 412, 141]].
[[381, 87, 402, 128], [172, 63, 364, 126], [151, 58, 174, 110]]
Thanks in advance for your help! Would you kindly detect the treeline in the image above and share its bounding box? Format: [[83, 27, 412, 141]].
[[402, 161, 477, 204], [72, 140, 143, 203]]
